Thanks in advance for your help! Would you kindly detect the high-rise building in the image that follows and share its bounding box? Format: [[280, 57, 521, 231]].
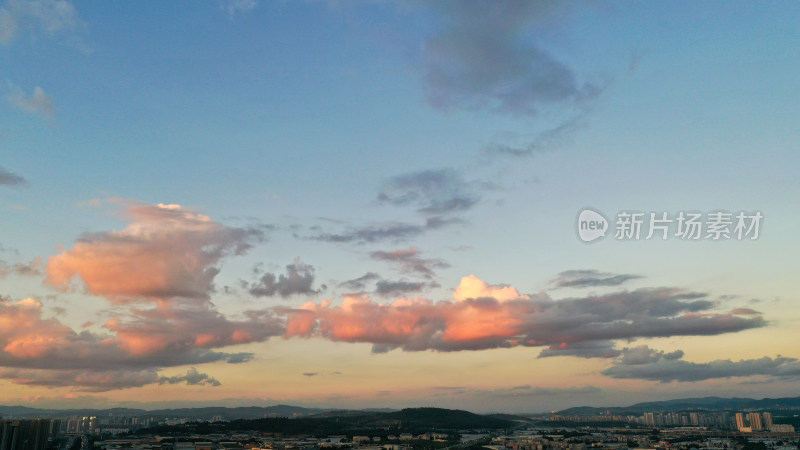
[[735, 413, 746, 431], [762, 412, 773, 429], [0, 419, 51, 450], [748, 412, 763, 431]]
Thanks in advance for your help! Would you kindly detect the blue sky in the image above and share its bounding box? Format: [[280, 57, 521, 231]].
[[0, 0, 799, 411]]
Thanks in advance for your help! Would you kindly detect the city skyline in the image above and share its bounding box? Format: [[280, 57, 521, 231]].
[[1, 1, 799, 412]]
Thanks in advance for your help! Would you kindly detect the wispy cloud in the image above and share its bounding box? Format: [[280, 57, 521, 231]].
[[375, 279, 432, 296], [377, 169, 480, 216], [6, 84, 54, 117], [223, 0, 257, 18], [484, 114, 588, 157], [0, 0, 83, 46], [370, 247, 448, 280], [339, 272, 381, 291], [304, 216, 460, 244], [551, 269, 643, 289], [602, 345, 800, 383]]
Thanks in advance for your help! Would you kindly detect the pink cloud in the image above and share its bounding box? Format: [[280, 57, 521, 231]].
[[286, 276, 765, 353], [0, 296, 282, 390], [45, 201, 263, 303]]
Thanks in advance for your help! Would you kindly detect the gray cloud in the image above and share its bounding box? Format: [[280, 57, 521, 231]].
[[0, 368, 160, 392], [339, 272, 381, 291], [370, 247, 449, 280], [375, 279, 429, 296], [0, 258, 43, 277], [158, 367, 221, 387], [552, 269, 643, 289], [247, 260, 320, 298], [302, 372, 318, 377], [485, 114, 587, 157], [602, 346, 800, 383], [0, 166, 26, 187], [377, 169, 480, 216], [304, 216, 459, 244], [538, 340, 621, 359], [419, 0, 601, 116], [617, 346, 684, 365]]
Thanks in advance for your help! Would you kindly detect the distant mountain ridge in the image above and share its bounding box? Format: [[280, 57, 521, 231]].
[[556, 396, 800, 415], [0, 404, 329, 420], [4, 396, 800, 421]]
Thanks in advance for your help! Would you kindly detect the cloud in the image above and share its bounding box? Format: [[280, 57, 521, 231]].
[[223, 0, 257, 17], [377, 169, 480, 216], [551, 269, 643, 289], [305, 216, 459, 244], [484, 114, 588, 157], [0, 258, 43, 277], [0, 200, 289, 390], [618, 346, 684, 365], [302, 372, 318, 377], [0, 166, 27, 187], [102, 300, 282, 360], [0, 296, 282, 390], [370, 247, 449, 279], [158, 367, 221, 387], [45, 200, 265, 303], [0, 0, 82, 45], [339, 272, 381, 291], [247, 260, 320, 298], [453, 274, 528, 302], [0, 367, 222, 392], [602, 345, 800, 383], [375, 280, 429, 296], [0, 368, 160, 392], [419, 1, 601, 116], [731, 307, 760, 315], [285, 275, 764, 353], [480, 384, 602, 398], [7, 84, 54, 117], [538, 340, 621, 359]]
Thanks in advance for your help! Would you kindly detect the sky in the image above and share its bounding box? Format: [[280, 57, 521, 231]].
[[0, 0, 799, 413]]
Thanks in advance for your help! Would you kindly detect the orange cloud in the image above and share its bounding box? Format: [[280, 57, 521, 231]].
[[0, 296, 283, 390], [286, 276, 764, 353], [45, 200, 263, 303]]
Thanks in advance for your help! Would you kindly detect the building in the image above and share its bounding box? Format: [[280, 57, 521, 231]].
[[735, 413, 746, 432], [762, 412, 773, 429], [747, 413, 763, 431], [0, 419, 51, 450]]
